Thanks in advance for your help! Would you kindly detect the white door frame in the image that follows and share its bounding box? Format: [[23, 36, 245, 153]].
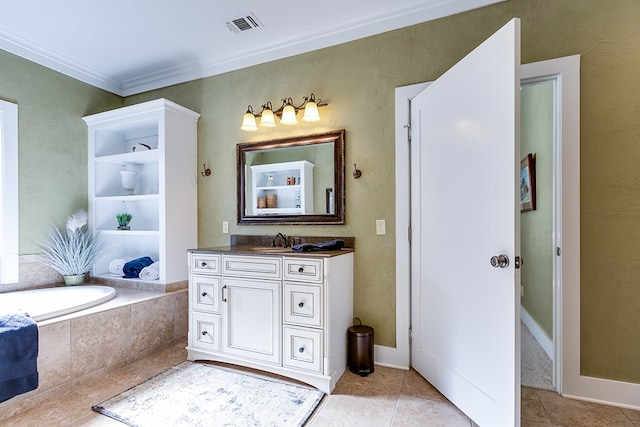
[[395, 55, 581, 397]]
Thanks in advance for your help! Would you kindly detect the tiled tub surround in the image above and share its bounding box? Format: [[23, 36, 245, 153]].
[[0, 286, 188, 423]]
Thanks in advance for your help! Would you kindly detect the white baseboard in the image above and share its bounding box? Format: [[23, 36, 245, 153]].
[[564, 375, 640, 411], [520, 306, 553, 362], [373, 344, 409, 370]]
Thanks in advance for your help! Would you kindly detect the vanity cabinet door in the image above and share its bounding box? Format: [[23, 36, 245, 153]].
[[283, 282, 322, 327], [191, 253, 221, 274], [283, 257, 322, 283], [222, 277, 281, 365], [190, 275, 220, 313], [191, 312, 221, 353], [283, 326, 323, 373]]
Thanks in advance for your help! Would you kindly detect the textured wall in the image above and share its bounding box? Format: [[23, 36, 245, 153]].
[[126, 0, 640, 383], [0, 50, 122, 252], [6, 0, 640, 383], [520, 81, 554, 338]]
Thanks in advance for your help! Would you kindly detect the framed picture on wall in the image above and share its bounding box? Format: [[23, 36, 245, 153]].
[[520, 153, 536, 212]]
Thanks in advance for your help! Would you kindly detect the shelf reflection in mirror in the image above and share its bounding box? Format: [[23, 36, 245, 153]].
[[237, 130, 345, 225]]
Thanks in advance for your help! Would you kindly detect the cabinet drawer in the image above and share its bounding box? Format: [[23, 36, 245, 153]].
[[191, 312, 221, 353], [190, 253, 221, 274], [283, 257, 323, 283], [283, 326, 323, 373], [284, 282, 322, 327], [190, 275, 220, 313], [222, 255, 281, 279]]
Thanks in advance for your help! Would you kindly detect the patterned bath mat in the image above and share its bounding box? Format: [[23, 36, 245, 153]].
[[92, 361, 324, 427]]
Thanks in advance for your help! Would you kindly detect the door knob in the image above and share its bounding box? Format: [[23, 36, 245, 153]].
[[490, 254, 509, 268]]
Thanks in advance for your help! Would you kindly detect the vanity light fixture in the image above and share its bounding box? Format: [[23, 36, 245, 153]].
[[240, 93, 327, 131]]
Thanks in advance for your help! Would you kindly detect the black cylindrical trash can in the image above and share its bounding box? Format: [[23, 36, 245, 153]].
[[348, 319, 374, 376]]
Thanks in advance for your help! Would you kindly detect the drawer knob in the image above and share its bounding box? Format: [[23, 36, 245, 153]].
[[201, 291, 208, 297], [200, 261, 207, 267], [298, 301, 304, 308], [298, 347, 305, 353], [298, 267, 304, 273], [201, 330, 208, 336]]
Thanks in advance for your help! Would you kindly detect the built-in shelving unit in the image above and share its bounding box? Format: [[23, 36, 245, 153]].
[[84, 99, 200, 284]]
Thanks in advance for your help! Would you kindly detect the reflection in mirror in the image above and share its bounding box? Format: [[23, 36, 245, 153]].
[[237, 130, 345, 225]]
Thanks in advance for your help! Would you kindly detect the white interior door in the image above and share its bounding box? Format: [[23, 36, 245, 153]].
[[410, 19, 521, 426]]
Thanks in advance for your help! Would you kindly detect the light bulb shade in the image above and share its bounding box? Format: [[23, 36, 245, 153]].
[[241, 112, 258, 131], [260, 109, 276, 127], [302, 101, 320, 122], [280, 105, 298, 125]]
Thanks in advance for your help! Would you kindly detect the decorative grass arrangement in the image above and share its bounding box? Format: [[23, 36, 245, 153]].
[[35, 210, 108, 278]]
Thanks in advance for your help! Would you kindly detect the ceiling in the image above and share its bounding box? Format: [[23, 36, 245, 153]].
[[0, 0, 503, 96]]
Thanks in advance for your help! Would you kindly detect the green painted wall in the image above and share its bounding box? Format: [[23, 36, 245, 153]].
[[6, 0, 640, 383], [0, 50, 122, 252], [521, 81, 554, 339]]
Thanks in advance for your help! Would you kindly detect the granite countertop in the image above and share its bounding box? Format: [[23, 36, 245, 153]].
[[189, 235, 355, 257], [188, 245, 353, 258]]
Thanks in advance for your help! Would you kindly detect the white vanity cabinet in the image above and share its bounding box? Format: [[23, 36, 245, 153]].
[[84, 99, 199, 285], [187, 250, 354, 394], [250, 161, 314, 215]]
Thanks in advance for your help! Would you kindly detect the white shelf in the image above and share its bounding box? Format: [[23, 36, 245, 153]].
[[84, 98, 200, 285], [95, 194, 159, 201], [95, 149, 159, 165], [97, 230, 160, 236]]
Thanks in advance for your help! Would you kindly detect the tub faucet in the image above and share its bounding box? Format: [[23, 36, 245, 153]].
[[275, 232, 287, 247]]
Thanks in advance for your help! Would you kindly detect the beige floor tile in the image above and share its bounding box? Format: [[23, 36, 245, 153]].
[[535, 389, 635, 426], [521, 387, 549, 423], [308, 394, 397, 426], [392, 394, 471, 427], [334, 366, 405, 397], [622, 407, 640, 424], [401, 369, 450, 404]]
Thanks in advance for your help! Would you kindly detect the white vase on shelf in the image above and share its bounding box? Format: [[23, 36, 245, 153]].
[[120, 170, 138, 195]]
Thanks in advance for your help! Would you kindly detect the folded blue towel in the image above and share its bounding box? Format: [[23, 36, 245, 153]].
[[122, 256, 154, 278], [0, 313, 39, 403], [292, 239, 345, 252]]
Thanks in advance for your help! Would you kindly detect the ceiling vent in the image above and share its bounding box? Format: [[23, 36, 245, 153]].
[[225, 12, 263, 33]]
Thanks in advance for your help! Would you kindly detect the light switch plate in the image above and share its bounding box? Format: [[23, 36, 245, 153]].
[[222, 221, 229, 234], [376, 219, 386, 235]]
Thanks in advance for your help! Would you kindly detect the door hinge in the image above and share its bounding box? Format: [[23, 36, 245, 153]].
[[404, 124, 411, 143], [515, 256, 523, 269], [408, 327, 413, 343], [408, 226, 412, 241]]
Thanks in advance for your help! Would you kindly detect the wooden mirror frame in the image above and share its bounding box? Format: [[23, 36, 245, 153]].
[[237, 130, 345, 225]]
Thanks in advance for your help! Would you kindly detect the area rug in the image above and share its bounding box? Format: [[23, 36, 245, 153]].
[[92, 361, 325, 427]]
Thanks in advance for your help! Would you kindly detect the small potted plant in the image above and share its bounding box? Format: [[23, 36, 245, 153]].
[[116, 212, 133, 230], [35, 209, 108, 285]]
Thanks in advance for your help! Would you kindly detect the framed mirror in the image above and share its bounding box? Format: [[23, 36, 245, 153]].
[[237, 130, 345, 225]]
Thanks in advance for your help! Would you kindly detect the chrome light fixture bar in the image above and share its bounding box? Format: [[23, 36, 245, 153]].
[[241, 93, 327, 131]]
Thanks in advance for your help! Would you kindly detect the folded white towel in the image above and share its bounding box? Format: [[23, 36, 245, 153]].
[[109, 257, 133, 275], [139, 261, 160, 280]]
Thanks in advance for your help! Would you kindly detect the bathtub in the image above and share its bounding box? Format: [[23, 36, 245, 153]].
[[0, 285, 116, 322]]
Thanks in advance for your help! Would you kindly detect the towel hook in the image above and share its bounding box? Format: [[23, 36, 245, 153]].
[[201, 164, 211, 177], [353, 163, 362, 179]]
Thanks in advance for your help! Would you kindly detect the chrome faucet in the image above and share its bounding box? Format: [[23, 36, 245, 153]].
[[275, 232, 287, 248]]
